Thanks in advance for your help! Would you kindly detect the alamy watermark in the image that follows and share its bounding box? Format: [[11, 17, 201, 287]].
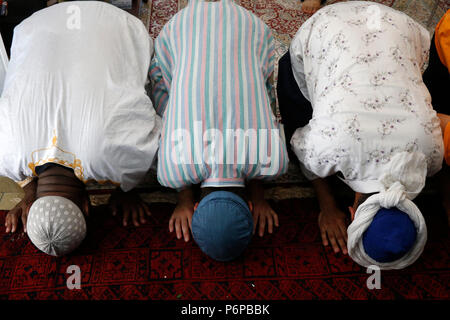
[[66, 5, 81, 30], [366, 265, 381, 290], [366, 5, 382, 31], [66, 265, 81, 290], [169, 122, 282, 175]]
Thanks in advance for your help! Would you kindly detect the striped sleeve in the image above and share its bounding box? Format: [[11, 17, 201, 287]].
[[261, 26, 275, 79], [152, 24, 175, 116], [261, 26, 276, 109], [149, 56, 169, 116]]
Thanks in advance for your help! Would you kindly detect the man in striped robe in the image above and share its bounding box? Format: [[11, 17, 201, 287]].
[[150, 0, 288, 261]]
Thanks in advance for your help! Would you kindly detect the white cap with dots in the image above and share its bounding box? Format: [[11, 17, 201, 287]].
[[27, 196, 87, 256]]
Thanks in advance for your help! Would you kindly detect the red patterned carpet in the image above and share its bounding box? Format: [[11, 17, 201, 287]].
[[0, 0, 449, 301], [0, 196, 449, 300]]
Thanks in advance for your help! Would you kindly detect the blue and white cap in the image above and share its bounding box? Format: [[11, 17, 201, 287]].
[[348, 152, 428, 270]]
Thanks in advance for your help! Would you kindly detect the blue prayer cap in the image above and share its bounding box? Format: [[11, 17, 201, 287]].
[[192, 191, 253, 262], [362, 208, 417, 263]]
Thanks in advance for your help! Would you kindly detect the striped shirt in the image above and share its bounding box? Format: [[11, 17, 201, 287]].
[[151, 0, 288, 189]]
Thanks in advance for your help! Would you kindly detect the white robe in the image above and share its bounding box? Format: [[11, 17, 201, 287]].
[[0, 2, 161, 191]]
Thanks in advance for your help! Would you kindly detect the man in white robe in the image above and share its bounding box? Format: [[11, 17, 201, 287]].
[[0, 2, 161, 256]]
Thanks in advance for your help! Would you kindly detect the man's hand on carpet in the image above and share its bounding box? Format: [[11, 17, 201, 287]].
[[5, 178, 37, 233], [5, 201, 32, 233], [318, 207, 348, 255], [247, 180, 279, 237], [251, 199, 279, 237], [109, 189, 151, 227], [311, 178, 348, 254], [169, 203, 193, 242], [170, 188, 194, 242]]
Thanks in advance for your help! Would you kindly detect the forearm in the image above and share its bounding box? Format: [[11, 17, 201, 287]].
[[247, 180, 265, 204], [177, 186, 195, 207], [22, 178, 37, 202], [311, 177, 338, 211], [149, 56, 169, 116]]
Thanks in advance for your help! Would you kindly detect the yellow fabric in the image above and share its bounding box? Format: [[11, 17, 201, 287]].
[[435, 10, 450, 71], [445, 123, 450, 166]]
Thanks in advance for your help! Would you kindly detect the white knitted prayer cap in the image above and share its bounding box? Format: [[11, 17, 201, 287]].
[[347, 152, 428, 270], [27, 196, 87, 257]]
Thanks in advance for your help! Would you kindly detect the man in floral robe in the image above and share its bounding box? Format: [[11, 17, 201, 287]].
[[277, 1, 443, 269]]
